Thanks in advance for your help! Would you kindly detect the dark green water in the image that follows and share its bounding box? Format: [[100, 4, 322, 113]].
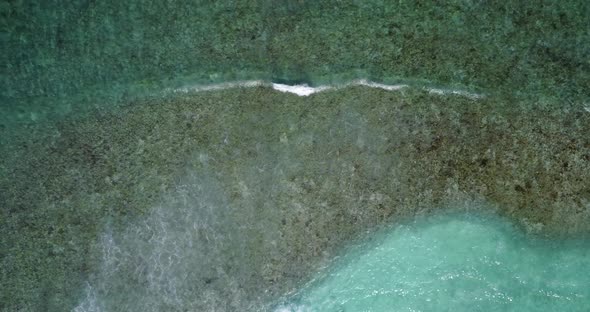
[[2, 1, 590, 311], [2, 1, 589, 124]]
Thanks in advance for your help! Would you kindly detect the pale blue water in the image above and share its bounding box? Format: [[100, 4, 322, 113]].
[[278, 213, 590, 311]]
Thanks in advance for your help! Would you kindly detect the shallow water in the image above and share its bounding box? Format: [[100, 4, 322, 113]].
[[278, 213, 590, 311], [2, 1, 590, 311], [3, 1, 589, 125]]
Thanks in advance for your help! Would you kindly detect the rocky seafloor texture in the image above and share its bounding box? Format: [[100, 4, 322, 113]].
[[3, 0, 590, 310], [1, 86, 589, 311]]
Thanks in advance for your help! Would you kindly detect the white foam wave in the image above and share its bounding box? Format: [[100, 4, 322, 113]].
[[428, 87, 484, 99], [166, 79, 484, 99], [271, 83, 331, 96], [168, 80, 267, 93]]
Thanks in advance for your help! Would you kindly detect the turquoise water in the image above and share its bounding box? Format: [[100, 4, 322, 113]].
[[278, 213, 590, 311]]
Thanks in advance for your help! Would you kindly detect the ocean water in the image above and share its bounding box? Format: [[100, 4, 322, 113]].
[[2, 1, 590, 311], [3, 0, 589, 125], [278, 213, 590, 311]]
